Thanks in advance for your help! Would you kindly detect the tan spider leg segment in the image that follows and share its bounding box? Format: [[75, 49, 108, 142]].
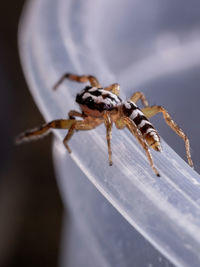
[[68, 110, 86, 119], [129, 91, 149, 107], [123, 117, 160, 177], [63, 123, 76, 153], [53, 73, 101, 90], [104, 112, 113, 166], [104, 83, 120, 96], [63, 118, 103, 154], [15, 119, 75, 144], [142, 106, 194, 167]]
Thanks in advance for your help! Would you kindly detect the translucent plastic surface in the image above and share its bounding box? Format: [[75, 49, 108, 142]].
[[19, 0, 200, 266]]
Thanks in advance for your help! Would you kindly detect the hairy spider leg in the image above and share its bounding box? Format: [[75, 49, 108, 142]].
[[142, 105, 193, 168], [15, 119, 75, 147], [53, 73, 101, 90], [63, 117, 103, 153], [123, 117, 160, 177], [104, 112, 113, 166], [104, 83, 120, 96], [129, 91, 149, 107]]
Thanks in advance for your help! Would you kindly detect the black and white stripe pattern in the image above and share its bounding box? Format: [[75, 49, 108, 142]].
[[76, 86, 122, 112], [123, 100, 159, 142]]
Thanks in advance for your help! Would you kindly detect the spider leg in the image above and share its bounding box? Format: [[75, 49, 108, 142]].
[[16, 119, 75, 144], [53, 73, 101, 89], [104, 112, 113, 166], [104, 83, 120, 96], [123, 117, 160, 177], [68, 110, 86, 119], [142, 106, 193, 167], [63, 118, 102, 153], [129, 91, 149, 107]]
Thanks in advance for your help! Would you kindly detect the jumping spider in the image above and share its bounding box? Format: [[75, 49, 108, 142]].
[[16, 73, 194, 176]]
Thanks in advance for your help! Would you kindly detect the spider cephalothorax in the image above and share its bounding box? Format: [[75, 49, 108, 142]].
[[16, 73, 193, 176]]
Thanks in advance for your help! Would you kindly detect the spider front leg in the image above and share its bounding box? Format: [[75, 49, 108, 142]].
[[16, 119, 75, 144], [123, 117, 160, 177], [129, 91, 149, 107], [63, 118, 103, 153], [142, 105, 194, 168], [104, 112, 113, 166], [68, 110, 86, 119], [104, 83, 120, 96], [53, 73, 101, 89]]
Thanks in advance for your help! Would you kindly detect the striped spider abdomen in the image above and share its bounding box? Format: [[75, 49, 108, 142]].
[[122, 101, 161, 152], [16, 72, 194, 176]]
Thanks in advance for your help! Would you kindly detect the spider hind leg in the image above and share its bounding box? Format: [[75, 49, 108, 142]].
[[129, 91, 149, 107], [123, 117, 160, 177], [142, 105, 194, 168]]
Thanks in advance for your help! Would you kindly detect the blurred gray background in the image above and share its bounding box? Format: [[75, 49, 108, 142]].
[[0, 1, 63, 266]]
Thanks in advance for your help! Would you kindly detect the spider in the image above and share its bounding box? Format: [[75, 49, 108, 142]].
[[16, 73, 193, 176]]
